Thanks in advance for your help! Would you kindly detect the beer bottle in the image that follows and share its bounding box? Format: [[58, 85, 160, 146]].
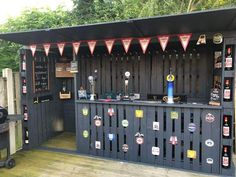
[[222, 146, 230, 168], [223, 79, 231, 101], [225, 46, 233, 70], [223, 116, 230, 138]]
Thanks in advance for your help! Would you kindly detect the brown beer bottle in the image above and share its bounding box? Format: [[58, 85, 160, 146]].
[[225, 46, 233, 70], [223, 79, 231, 101], [223, 116, 230, 138], [222, 146, 230, 168]]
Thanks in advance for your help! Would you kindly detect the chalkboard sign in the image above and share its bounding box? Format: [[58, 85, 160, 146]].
[[33, 57, 49, 93], [209, 88, 221, 106]]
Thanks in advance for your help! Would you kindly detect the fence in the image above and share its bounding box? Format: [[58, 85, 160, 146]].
[[0, 68, 22, 154]]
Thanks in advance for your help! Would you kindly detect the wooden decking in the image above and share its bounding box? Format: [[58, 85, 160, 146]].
[[0, 149, 215, 177]]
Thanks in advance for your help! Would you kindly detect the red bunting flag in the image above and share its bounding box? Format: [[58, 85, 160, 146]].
[[72, 42, 81, 55], [57, 43, 65, 56], [157, 35, 170, 51], [88, 41, 97, 55], [43, 44, 51, 56], [178, 33, 192, 51], [105, 39, 115, 54], [121, 38, 132, 53], [30, 45, 37, 57], [139, 38, 151, 54]]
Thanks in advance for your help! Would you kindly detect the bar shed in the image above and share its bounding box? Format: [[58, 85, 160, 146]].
[[0, 8, 236, 176]]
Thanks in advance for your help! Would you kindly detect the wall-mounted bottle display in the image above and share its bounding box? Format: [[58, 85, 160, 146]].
[[33, 57, 49, 93], [24, 128, 29, 144], [22, 77, 27, 94], [225, 45, 234, 70], [223, 78, 232, 102], [222, 115, 231, 139], [222, 146, 231, 168], [23, 105, 28, 122]]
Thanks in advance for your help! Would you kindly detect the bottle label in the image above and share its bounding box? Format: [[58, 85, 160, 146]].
[[25, 140, 29, 144], [23, 86, 27, 93], [224, 89, 230, 99], [223, 156, 229, 167], [225, 57, 232, 68], [22, 61, 26, 71], [24, 113, 28, 120], [223, 126, 230, 137]]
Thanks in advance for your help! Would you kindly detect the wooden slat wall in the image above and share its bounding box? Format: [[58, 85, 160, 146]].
[[76, 43, 213, 101]]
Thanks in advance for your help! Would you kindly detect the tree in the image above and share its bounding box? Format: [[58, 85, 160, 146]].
[[0, 7, 74, 72]]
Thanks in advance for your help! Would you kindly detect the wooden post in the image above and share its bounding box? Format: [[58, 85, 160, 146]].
[[2, 68, 16, 155], [0, 77, 7, 107]]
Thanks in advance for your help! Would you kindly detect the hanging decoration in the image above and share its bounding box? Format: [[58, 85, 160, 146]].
[[157, 35, 170, 51], [121, 38, 132, 53], [30, 45, 37, 57], [138, 38, 151, 54], [43, 43, 51, 56], [57, 43, 65, 56], [178, 33, 192, 51], [88, 40, 97, 55], [72, 42, 81, 55], [105, 39, 115, 54]]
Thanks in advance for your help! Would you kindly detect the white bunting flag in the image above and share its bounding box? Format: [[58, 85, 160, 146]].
[[105, 39, 115, 54], [43, 44, 51, 56], [30, 45, 37, 57], [88, 41, 97, 55], [157, 35, 170, 51], [121, 38, 132, 53], [72, 42, 81, 55], [57, 43, 65, 56], [139, 38, 151, 54], [178, 33, 192, 51]]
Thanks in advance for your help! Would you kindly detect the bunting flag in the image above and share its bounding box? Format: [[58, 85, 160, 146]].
[[30, 45, 37, 57], [88, 41, 97, 55], [178, 33, 192, 51], [157, 35, 170, 51], [105, 39, 115, 54], [43, 43, 51, 56], [121, 38, 132, 53], [57, 43, 65, 56], [72, 42, 81, 55], [139, 38, 151, 54]]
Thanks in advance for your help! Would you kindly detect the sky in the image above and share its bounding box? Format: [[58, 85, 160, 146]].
[[0, 0, 74, 24]]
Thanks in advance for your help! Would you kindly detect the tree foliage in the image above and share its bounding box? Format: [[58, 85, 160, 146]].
[[0, 0, 236, 71]]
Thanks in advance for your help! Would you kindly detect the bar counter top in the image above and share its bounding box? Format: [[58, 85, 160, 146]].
[[75, 99, 222, 109]]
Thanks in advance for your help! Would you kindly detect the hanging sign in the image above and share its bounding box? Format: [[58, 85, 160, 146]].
[[170, 111, 178, 119], [108, 133, 115, 141], [122, 144, 129, 152], [57, 43, 65, 56], [108, 108, 115, 116], [70, 60, 78, 73], [95, 141, 101, 149], [83, 130, 89, 138], [72, 42, 81, 55], [139, 38, 151, 54], [187, 150, 197, 159], [30, 45, 37, 57], [135, 132, 144, 145], [196, 34, 206, 45], [153, 122, 159, 131], [122, 119, 129, 128], [213, 33, 223, 44], [188, 123, 196, 132], [169, 136, 178, 145], [105, 39, 115, 54], [94, 115, 102, 127], [152, 146, 160, 156], [178, 33, 192, 51], [205, 113, 215, 123], [205, 139, 214, 147], [43, 43, 51, 56], [135, 110, 143, 118], [157, 35, 170, 51], [121, 38, 132, 53], [82, 107, 88, 116], [88, 40, 97, 55]]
